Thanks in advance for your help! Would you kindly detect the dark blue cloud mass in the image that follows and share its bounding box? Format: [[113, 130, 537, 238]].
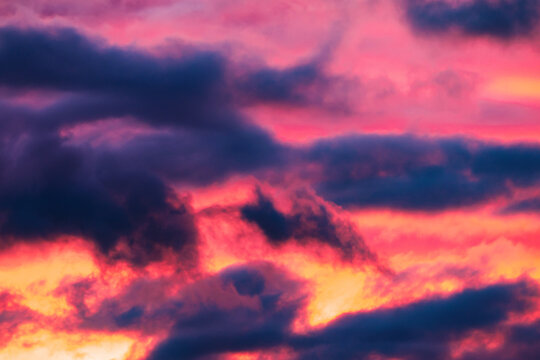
[[53, 263, 540, 360], [142, 272, 538, 360], [405, 0, 540, 39], [0, 132, 198, 266], [0, 25, 291, 264], [0, 25, 339, 132], [304, 135, 540, 211], [291, 279, 538, 360], [3, 24, 540, 269]]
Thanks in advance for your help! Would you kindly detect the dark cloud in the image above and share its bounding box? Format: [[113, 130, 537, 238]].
[[291, 279, 538, 360], [0, 132, 198, 266], [145, 262, 304, 360], [405, 0, 540, 39], [235, 62, 352, 111], [0, 25, 297, 264], [57, 262, 305, 358], [220, 267, 267, 296], [55, 266, 540, 360], [472, 144, 540, 186], [0, 26, 231, 129], [113, 306, 145, 327], [112, 124, 286, 186], [4, 25, 540, 266], [316, 165, 502, 210], [0, 25, 342, 133], [304, 135, 540, 211], [0, 26, 218, 92], [143, 276, 538, 360], [148, 306, 293, 360], [241, 191, 292, 243], [238, 64, 320, 105], [240, 190, 382, 267]]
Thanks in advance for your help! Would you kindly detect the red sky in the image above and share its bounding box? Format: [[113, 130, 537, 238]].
[[0, 1, 539, 359]]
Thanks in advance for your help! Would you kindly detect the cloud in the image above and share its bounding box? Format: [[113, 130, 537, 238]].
[[56, 276, 184, 333], [235, 62, 354, 112], [501, 196, 540, 214], [304, 135, 540, 211], [0, 131, 198, 266], [458, 320, 540, 359], [48, 263, 540, 360], [291, 279, 538, 360], [2, 25, 540, 269], [141, 261, 301, 360], [0, 292, 37, 346], [147, 304, 294, 360], [0, 25, 296, 264], [238, 63, 322, 105], [472, 144, 540, 186], [240, 189, 383, 267], [240, 191, 293, 243], [141, 276, 538, 359], [57, 262, 305, 358], [405, 0, 540, 39], [220, 266, 267, 296], [0, 26, 232, 129], [111, 124, 286, 186], [0, 25, 344, 132]]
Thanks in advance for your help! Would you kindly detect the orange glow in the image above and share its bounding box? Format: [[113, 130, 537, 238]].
[[199, 203, 540, 328], [484, 77, 540, 101], [0, 328, 138, 360], [0, 240, 97, 316], [0, 240, 167, 360], [350, 209, 540, 253]]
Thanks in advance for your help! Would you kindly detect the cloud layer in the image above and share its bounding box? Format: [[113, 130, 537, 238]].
[[0, 2, 540, 360]]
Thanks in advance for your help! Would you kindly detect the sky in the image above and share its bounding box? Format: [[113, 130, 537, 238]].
[[0, 0, 540, 359]]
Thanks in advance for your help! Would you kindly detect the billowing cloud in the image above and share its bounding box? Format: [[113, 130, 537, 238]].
[[0, 26, 343, 132], [0, 25, 294, 265], [0, 26, 231, 129], [0, 125, 199, 266]]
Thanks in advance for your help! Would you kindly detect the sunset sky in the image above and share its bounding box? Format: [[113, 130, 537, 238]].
[[0, 1, 540, 359]]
